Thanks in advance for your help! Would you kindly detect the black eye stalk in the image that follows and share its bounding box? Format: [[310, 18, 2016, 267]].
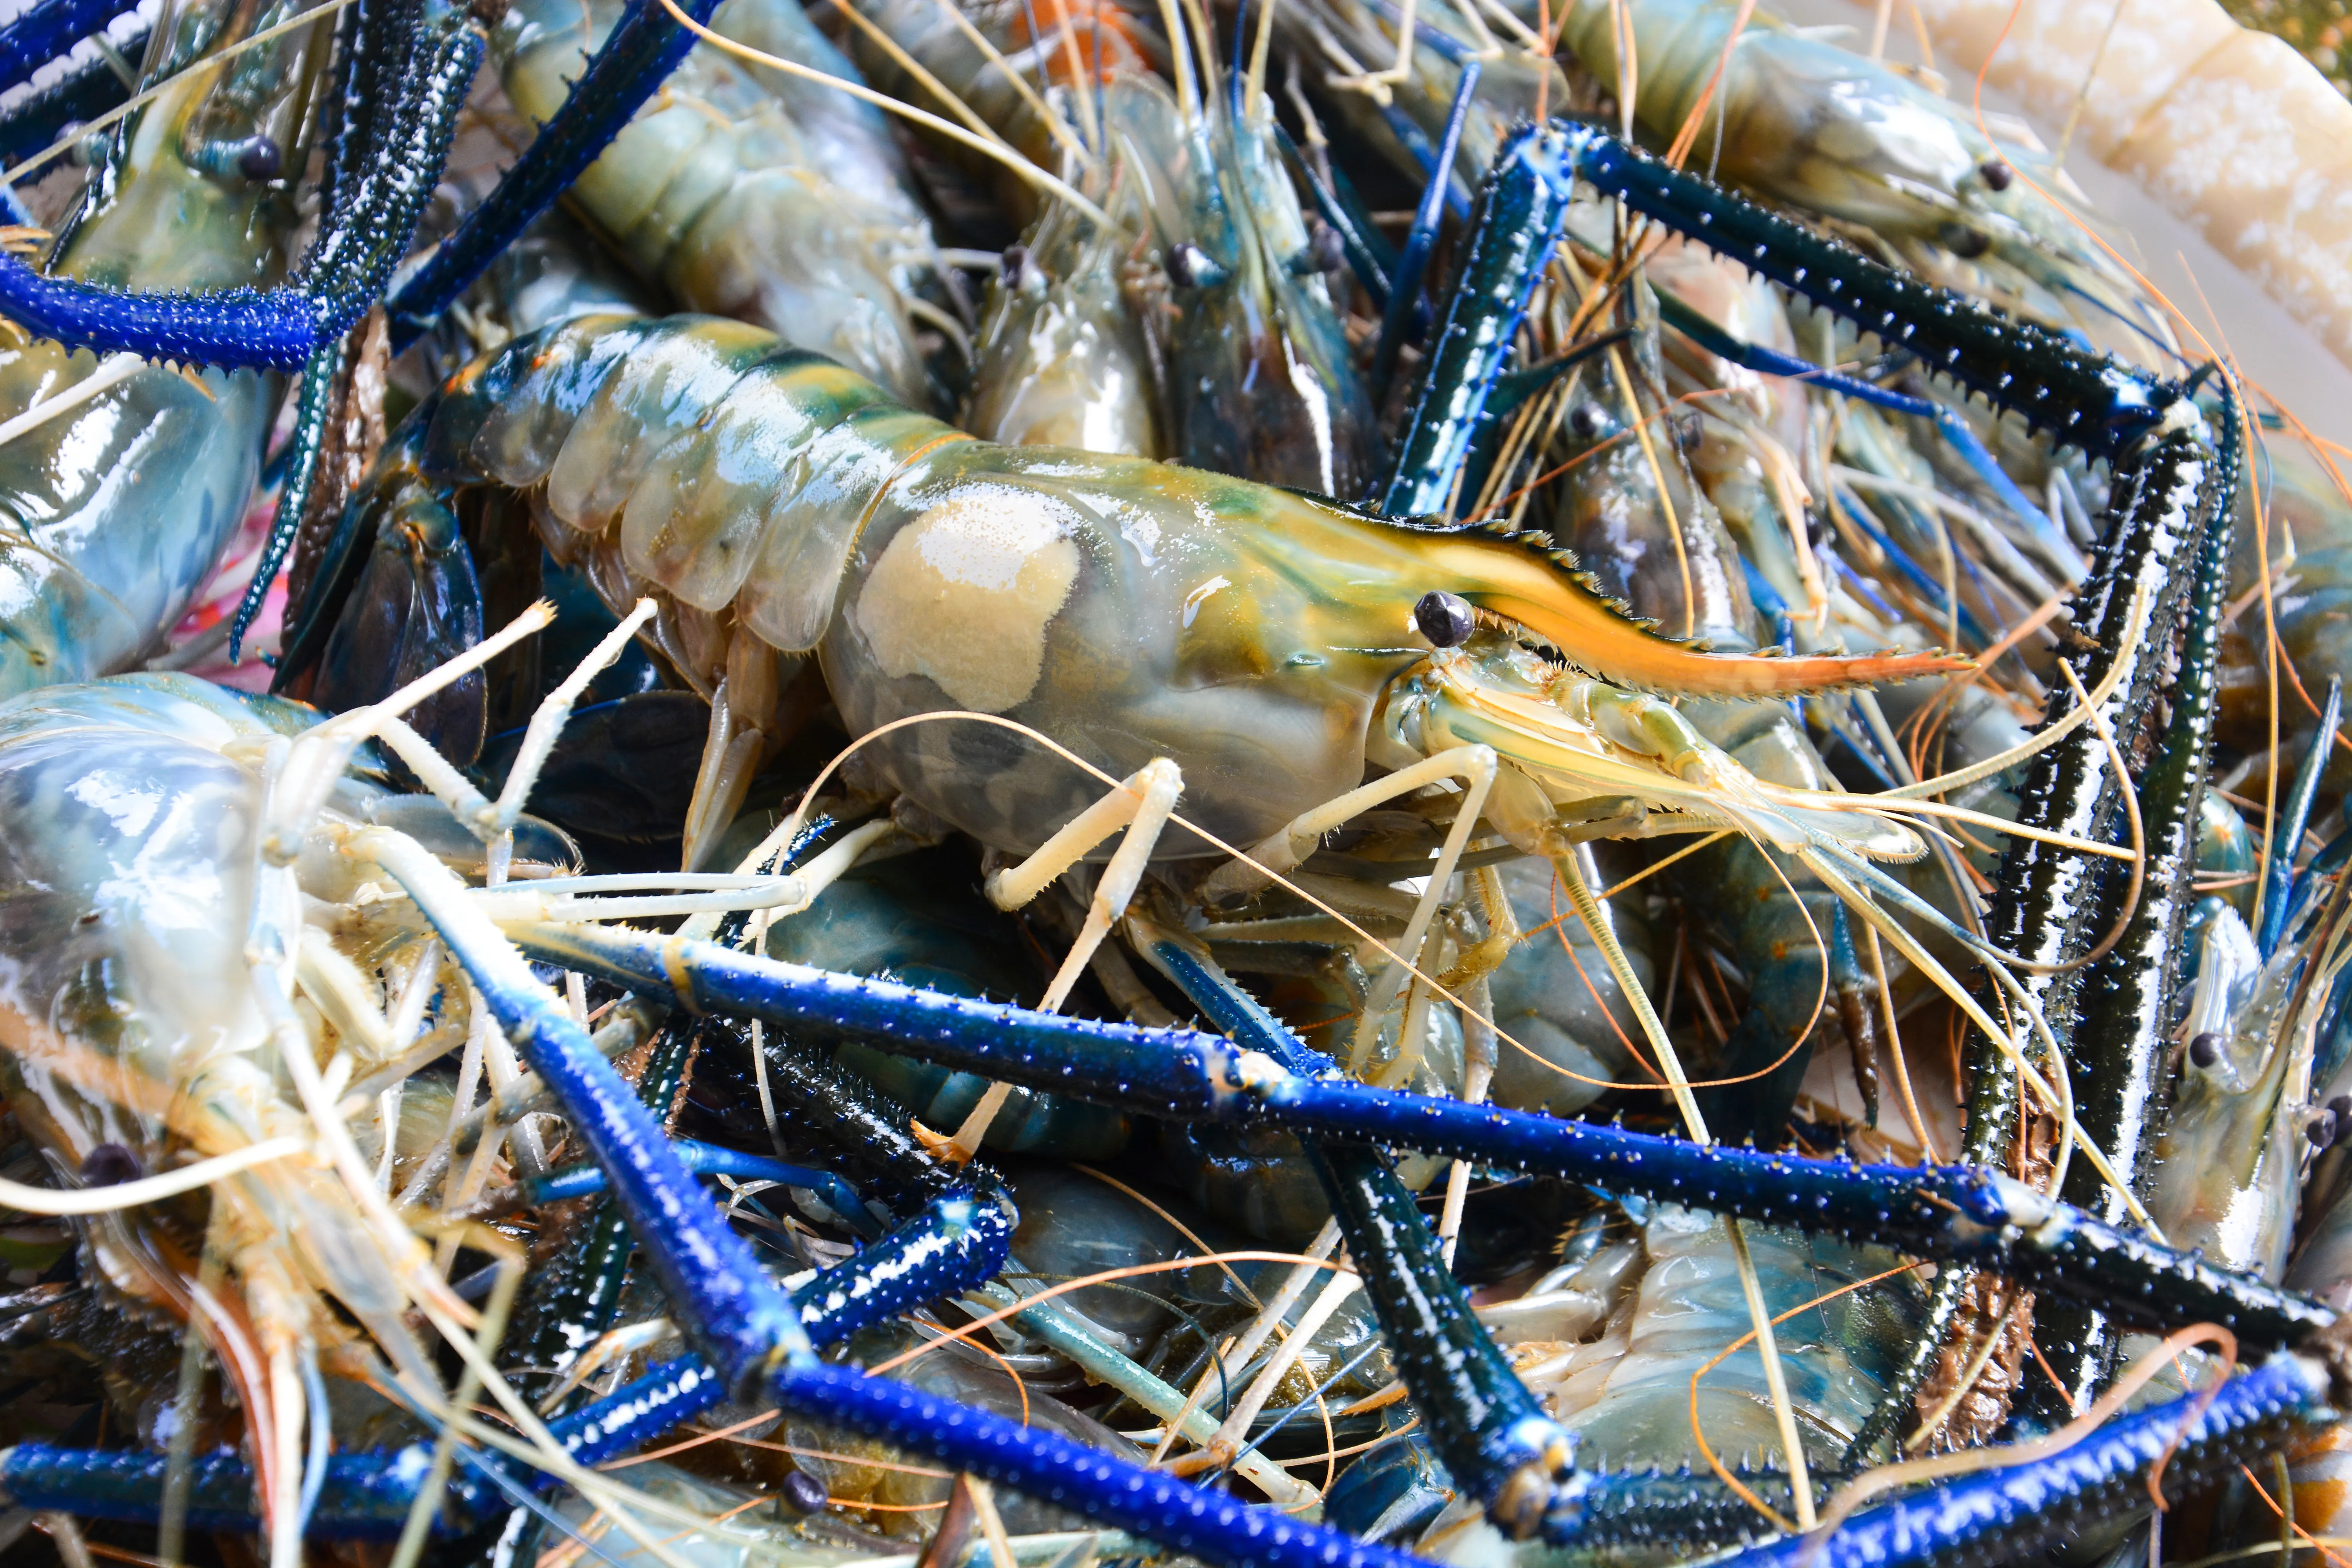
[[1415, 590, 1476, 648]]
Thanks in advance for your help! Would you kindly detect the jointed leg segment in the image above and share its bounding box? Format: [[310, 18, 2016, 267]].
[[953, 757, 1183, 1156]]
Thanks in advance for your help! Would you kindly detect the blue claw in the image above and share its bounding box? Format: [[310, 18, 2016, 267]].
[[1141, 932, 1586, 1543], [457, 919, 818, 1387], [370, 849, 1443, 1568], [1547, 122, 2178, 457], [222, 0, 495, 649], [229, 339, 341, 658], [1382, 110, 1573, 518], [0, 1447, 428, 1539], [1737, 1354, 2334, 1568], [509, 918, 2339, 1354], [0, 263, 321, 368], [0, 0, 136, 101], [1, 0, 481, 372], [1383, 121, 2181, 522]]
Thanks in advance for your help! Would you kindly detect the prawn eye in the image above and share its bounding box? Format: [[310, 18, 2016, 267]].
[[1165, 240, 1228, 289], [237, 135, 283, 180], [780, 1472, 827, 1514], [2188, 1032, 2222, 1069], [80, 1143, 143, 1186], [190, 133, 283, 182], [1414, 590, 1475, 648], [1979, 158, 2014, 192], [2311, 1109, 2341, 1151], [1568, 401, 1615, 442], [1001, 243, 1040, 292]]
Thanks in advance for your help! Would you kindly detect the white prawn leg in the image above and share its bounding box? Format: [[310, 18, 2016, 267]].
[[680, 671, 771, 873], [1203, 745, 1499, 1071], [945, 759, 1183, 1158], [1187, 1267, 1364, 1471], [365, 601, 660, 849]]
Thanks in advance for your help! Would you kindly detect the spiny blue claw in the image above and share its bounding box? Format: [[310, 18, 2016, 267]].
[[0, 0, 137, 101], [1146, 935, 1588, 1544], [495, 1001, 704, 1565], [2029, 381, 2246, 1413], [1735, 1354, 2334, 1568], [514, 918, 1229, 1112], [0, 1447, 428, 1539], [448, 916, 818, 1387], [1261, 1082, 2337, 1351], [1383, 120, 2181, 524], [1382, 114, 1579, 517], [0, 263, 320, 368], [229, 339, 341, 658], [505, 920, 2339, 1351], [1544, 121, 2178, 456], [381, 855, 1445, 1568], [0, 0, 481, 373], [773, 1362, 1429, 1568]]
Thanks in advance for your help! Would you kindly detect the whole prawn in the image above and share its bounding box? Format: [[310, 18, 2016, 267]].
[[385, 310, 1964, 893]]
